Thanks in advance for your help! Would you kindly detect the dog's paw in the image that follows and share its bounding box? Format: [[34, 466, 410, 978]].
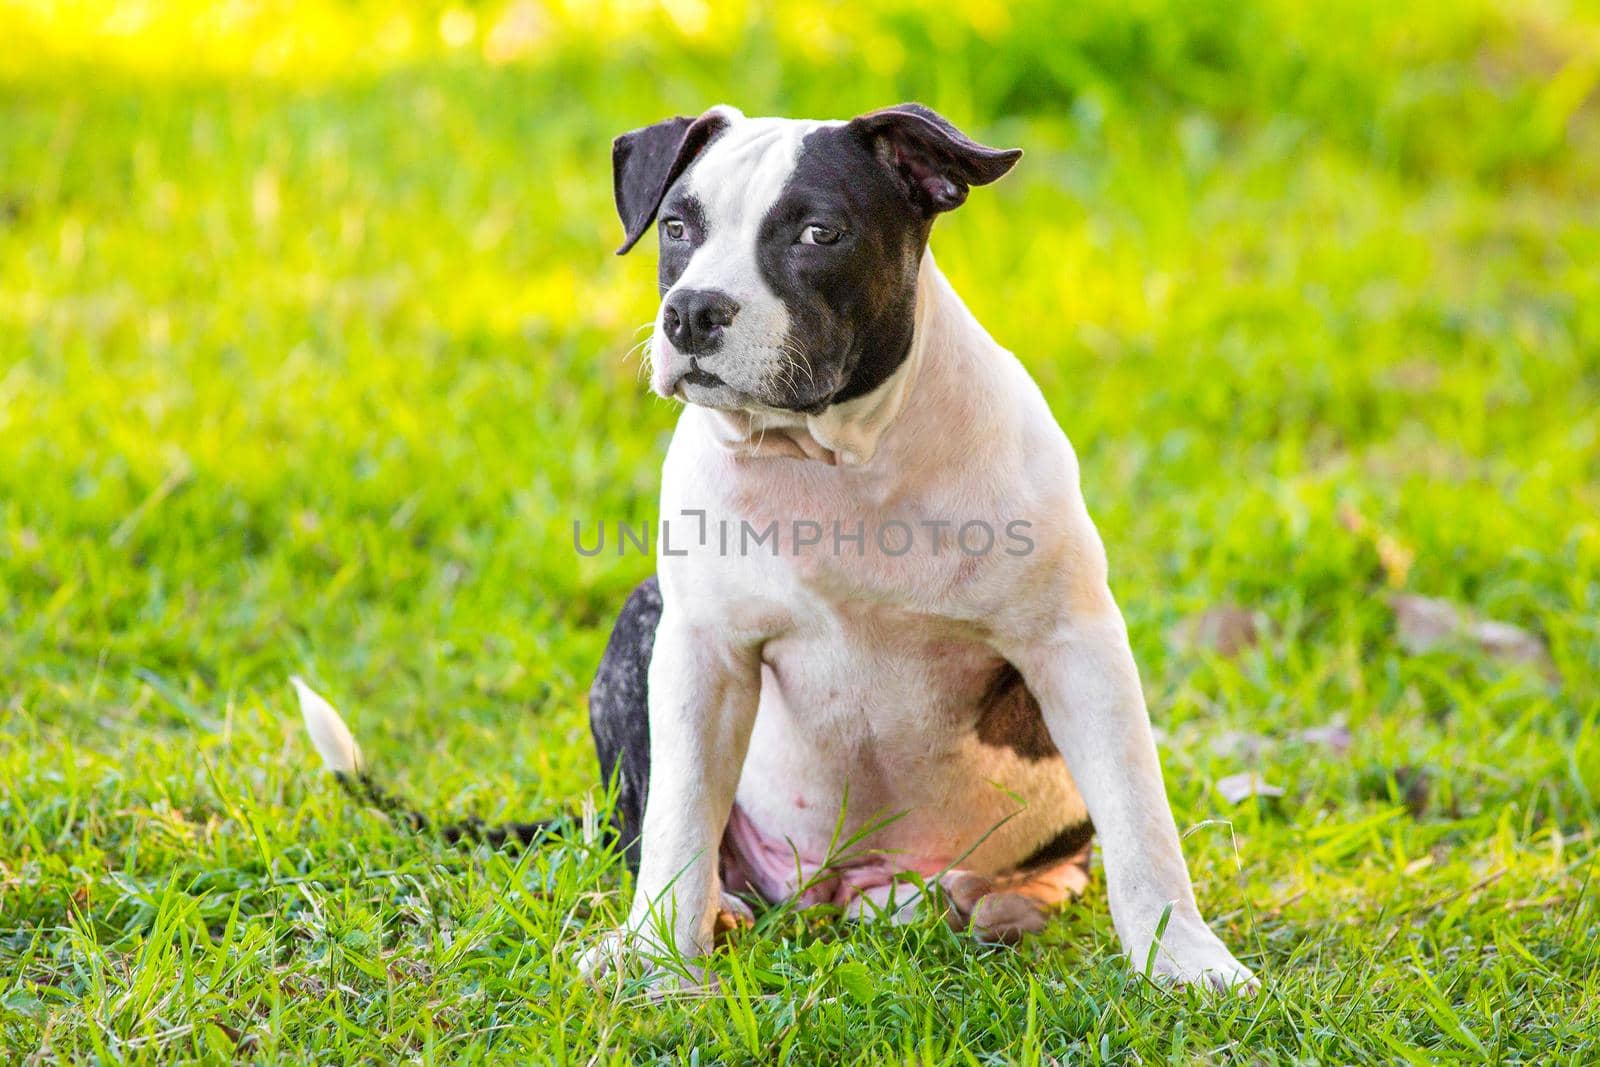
[[969, 891, 1051, 944], [713, 890, 755, 942], [1135, 919, 1259, 994], [1148, 950, 1258, 993], [575, 929, 720, 994]]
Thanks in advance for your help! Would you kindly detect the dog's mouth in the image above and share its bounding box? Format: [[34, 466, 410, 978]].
[[681, 359, 724, 388], [677, 374, 837, 418], [661, 346, 840, 416], [674, 374, 745, 412]]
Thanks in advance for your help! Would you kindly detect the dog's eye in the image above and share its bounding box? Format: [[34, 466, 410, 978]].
[[662, 218, 687, 241], [799, 224, 842, 246]]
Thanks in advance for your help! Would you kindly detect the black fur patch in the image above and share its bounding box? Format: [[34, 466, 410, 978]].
[[974, 662, 1061, 762], [588, 575, 662, 871], [655, 193, 707, 295], [751, 123, 930, 408], [741, 108, 1019, 409], [613, 112, 729, 254], [1017, 818, 1096, 871]]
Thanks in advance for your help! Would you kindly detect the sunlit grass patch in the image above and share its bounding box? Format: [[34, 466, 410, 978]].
[[2, 0, 1599, 1061]]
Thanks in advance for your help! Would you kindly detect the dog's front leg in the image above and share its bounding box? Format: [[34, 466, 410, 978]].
[[1009, 604, 1257, 992], [598, 609, 761, 981]]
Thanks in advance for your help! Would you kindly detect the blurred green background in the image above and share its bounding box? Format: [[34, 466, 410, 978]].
[[3, 1, 1599, 1061]]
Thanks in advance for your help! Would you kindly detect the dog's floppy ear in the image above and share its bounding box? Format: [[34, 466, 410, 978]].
[[848, 104, 1021, 217], [612, 110, 729, 254]]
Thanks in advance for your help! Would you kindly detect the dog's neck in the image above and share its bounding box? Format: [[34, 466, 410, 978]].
[[700, 251, 976, 467]]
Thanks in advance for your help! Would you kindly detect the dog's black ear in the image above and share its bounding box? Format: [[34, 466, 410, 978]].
[[612, 111, 728, 254], [848, 104, 1021, 217]]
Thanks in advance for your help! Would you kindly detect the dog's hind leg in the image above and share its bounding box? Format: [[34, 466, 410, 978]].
[[588, 576, 661, 873], [941, 834, 1095, 945]]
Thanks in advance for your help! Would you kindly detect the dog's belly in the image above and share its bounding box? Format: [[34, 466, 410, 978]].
[[727, 610, 1088, 905]]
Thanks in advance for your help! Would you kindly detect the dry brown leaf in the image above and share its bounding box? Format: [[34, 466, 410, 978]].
[[1171, 604, 1259, 657], [1390, 594, 1555, 678], [1390, 593, 1464, 653], [1215, 772, 1286, 804], [1210, 729, 1271, 760], [1466, 619, 1550, 669], [1295, 719, 1353, 756]]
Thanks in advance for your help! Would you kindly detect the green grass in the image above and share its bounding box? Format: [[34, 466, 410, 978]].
[[3, 0, 1599, 1061]]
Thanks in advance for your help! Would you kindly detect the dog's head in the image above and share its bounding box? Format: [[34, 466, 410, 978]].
[[612, 105, 1020, 414]]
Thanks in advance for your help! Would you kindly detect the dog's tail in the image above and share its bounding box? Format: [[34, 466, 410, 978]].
[[291, 676, 558, 848]]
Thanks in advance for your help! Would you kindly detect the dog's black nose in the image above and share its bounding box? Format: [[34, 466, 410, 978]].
[[662, 289, 740, 355]]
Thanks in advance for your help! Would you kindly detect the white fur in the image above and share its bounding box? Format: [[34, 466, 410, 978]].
[[292, 676, 363, 776]]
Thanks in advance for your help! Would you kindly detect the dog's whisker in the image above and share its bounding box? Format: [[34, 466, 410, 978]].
[[622, 336, 653, 364]]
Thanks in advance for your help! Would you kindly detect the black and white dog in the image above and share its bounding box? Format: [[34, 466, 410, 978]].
[[586, 104, 1253, 990], [298, 104, 1254, 991]]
